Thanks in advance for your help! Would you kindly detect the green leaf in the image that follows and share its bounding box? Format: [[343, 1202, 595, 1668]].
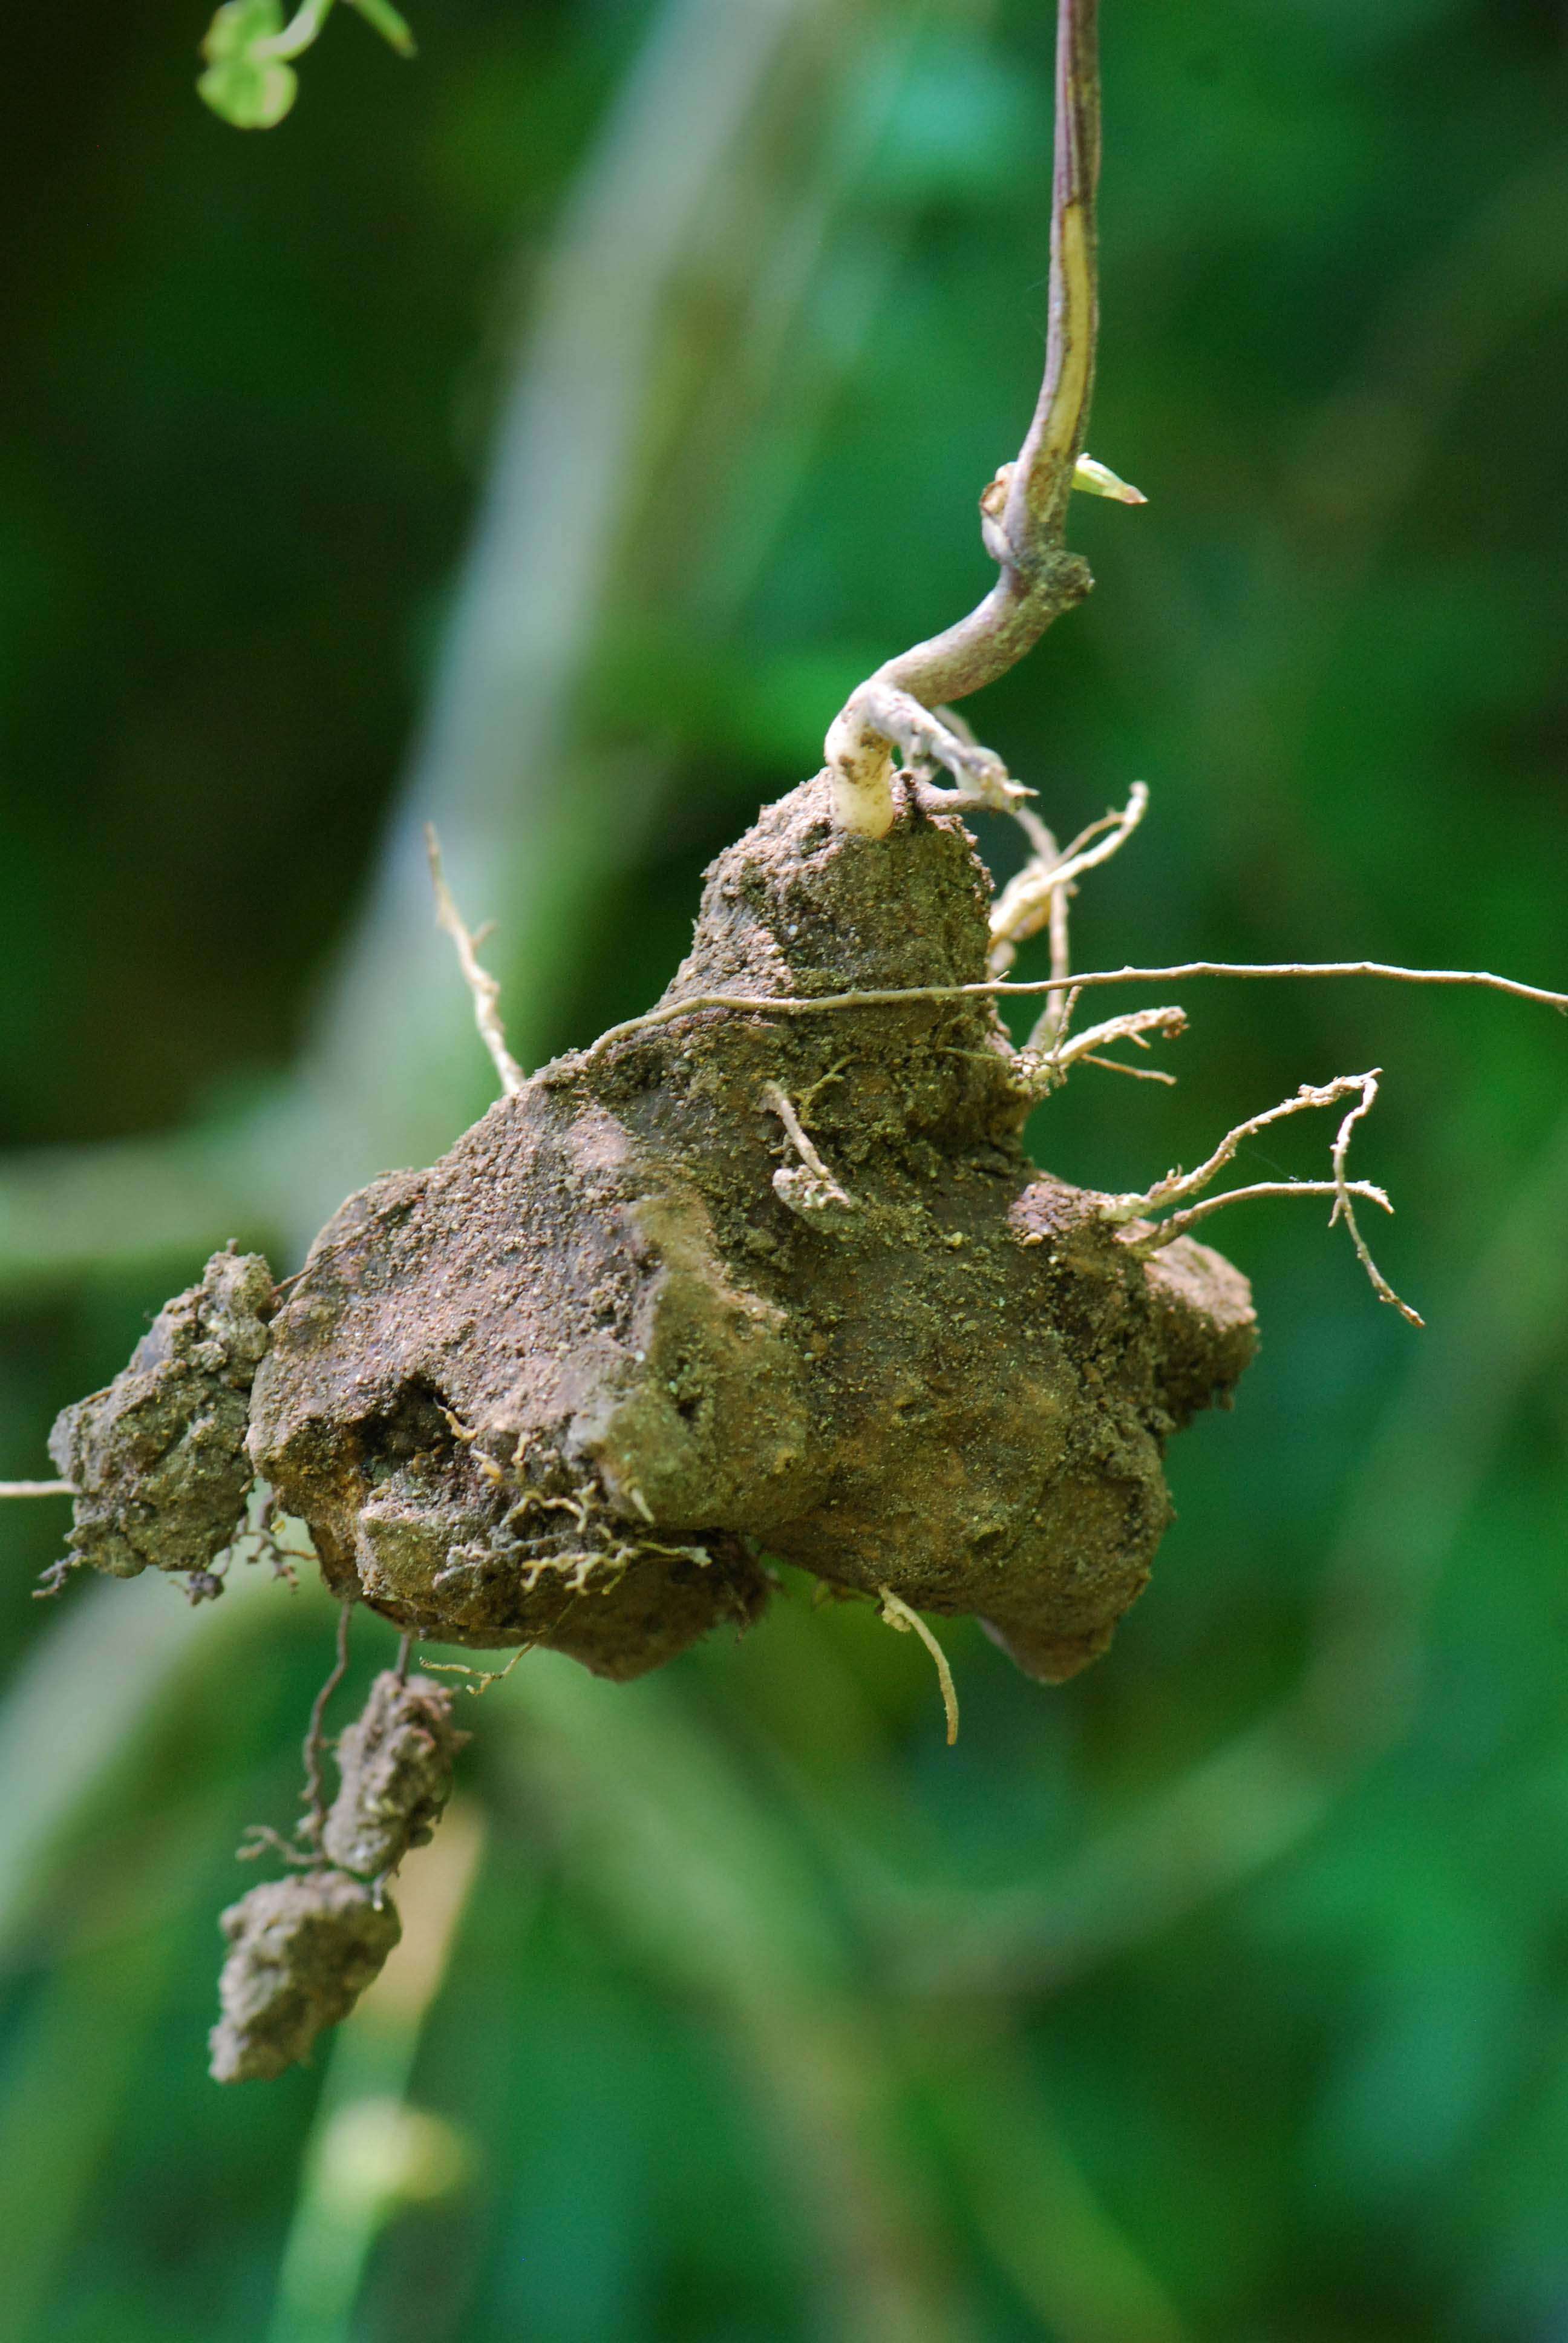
[[197, 0, 299, 129], [345, 0, 417, 60]]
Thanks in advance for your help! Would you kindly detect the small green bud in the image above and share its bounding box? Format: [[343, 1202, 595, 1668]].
[[1073, 454, 1148, 505]]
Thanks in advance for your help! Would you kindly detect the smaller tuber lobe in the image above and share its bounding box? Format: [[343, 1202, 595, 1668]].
[[322, 1670, 468, 1879], [49, 1247, 274, 1587], [208, 1870, 400, 2084]]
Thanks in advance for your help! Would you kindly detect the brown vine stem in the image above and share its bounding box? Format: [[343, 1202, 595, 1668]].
[[823, 0, 1103, 836]]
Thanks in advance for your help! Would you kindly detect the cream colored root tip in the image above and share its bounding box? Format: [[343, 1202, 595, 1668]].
[[425, 823, 524, 1096], [878, 1586, 960, 1746]]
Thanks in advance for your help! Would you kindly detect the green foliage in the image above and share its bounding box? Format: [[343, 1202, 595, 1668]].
[[197, 0, 413, 131], [347, 0, 416, 59], [198, 0, 299, 131]]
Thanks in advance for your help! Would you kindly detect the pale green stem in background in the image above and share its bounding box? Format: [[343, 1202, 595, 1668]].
[[258, 0, 336, 61], [0, 1568, 308, 2335], [264, 1806, 487, 2343], [0, 1860, 186, 2339], [0, 1564, 278, 1960], [256, 0, 414, 62], [926, 2038, 1191, 2343]]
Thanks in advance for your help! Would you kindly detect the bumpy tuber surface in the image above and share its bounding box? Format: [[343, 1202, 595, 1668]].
[[49, 1247, 274, 1587], [250, 776, 1255, 1685]]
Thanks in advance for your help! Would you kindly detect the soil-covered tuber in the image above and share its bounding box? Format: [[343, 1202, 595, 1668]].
[[250, 776, 1255, 1685]]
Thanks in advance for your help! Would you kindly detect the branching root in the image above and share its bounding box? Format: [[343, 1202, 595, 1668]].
[[420, 1647, 529, 1698], [990, 779, 1149, 977], [1109, 1072, 1422, 1325], [1329, 1072, 1425, 1326], [763, 1083, 859, 1225], [1014, 1001, 1187, 1101]]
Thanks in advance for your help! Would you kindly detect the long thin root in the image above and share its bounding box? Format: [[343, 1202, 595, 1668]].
[[426, 823, 524, 1097]]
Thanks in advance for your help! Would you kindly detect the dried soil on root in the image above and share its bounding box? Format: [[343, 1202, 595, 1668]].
[[250, 776, 1256, 1685], [50, 1248, 274, 1587], [209, 1872, 400, 2084]]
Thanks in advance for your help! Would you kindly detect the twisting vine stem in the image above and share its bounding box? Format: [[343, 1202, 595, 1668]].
[[825, 0, 1107, 835]]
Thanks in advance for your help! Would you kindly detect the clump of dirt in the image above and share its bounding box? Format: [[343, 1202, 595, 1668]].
[[211, 1668, 464, 2083], [49, 1247, 275, 1591], [322, 1670, 468, 1879], [209, 1871, 400, 2083], [250, 774, 1255, 1685]]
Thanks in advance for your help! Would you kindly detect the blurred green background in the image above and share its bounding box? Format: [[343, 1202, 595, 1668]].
[[2, 1, 1566, 2336]]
